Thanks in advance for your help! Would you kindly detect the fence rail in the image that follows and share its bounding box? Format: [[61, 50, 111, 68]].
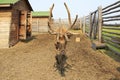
[[80, 0, 120, 54]]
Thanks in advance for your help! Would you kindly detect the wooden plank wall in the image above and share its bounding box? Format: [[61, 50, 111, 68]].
[[32, 17, 49, 34], [0, 11, 11, 48]]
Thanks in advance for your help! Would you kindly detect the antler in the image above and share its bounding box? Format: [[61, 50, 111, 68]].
[[49, 3, 54, 21], [64, 2, 78, 29], [48, 3, 57, 35]]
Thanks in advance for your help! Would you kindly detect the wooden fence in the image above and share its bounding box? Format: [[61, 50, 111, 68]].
[[80, 0, 120, 54]]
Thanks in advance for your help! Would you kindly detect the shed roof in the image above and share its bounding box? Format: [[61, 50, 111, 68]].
[[0, 0, 33, 11], [0, 0, 19, 4], [32, 11, 50, 17]]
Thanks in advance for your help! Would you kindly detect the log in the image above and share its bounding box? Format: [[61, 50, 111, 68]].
[[93, 12, 98, 39], [103, 23, 120, 27], [104, 39, 120, 48], [103, 18, 120, 22], [103, 15, 120, 19], [102, 9, 120, 16], [106, 44, 120, 55], [103, 36, 120, 46], [103, 27, 120, 30], [102, 34, 119, 39], [102, 31, 120, 35], [102, 4, 120, 13], [112, 40, 120, 45], [102, 1, 120, 10], [91, 10, 97, 15], [89, 13, 93, 38], [98, 6, 102, 42], [83, 16, 86, 34], [92, 41, 107, 50], [111, 36, 120, 42]]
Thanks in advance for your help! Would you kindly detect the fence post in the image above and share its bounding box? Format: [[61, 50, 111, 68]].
[[37, 18, 39, 33], [93, 12, 97, 39], [89, 13, 92, 38], [83, 16, 86, 34], [98, 6, 102, 43], [79, 18, 82, 29]]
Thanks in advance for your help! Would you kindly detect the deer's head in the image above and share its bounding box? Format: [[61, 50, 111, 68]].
[[48, 2, 78, 50]]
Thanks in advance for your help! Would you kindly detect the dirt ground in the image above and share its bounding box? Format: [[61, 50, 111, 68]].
[[0, 33, 120, 80]]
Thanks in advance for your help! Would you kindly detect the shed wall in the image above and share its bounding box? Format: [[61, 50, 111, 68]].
[[32, 17, 49, 34], [0, 10, 12, 48], [9, 0, 32, 46]]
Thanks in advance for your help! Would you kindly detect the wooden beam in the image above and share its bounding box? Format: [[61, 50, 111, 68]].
[[0, 4, 11, 7], [103, 38, 120, 49], [91, 10, 97, 15], [102, 0, 120, 10], [102, 31, 120, 35], [79, 18, 82, 29], [92, 41, 107, 50], [102, 4, 120, 13], [83, 16, 86, 34], [103, 23, 120, 27], [102, 9, 120, 16], [103, 15, 120, 19], [98, 6, 103, 43], [93, 12, 98, 39], [89, 13, 92, 38], [103, 18, 120, 22]]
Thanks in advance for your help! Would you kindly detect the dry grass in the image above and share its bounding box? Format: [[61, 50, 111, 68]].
[[0, 33, 120, 80]]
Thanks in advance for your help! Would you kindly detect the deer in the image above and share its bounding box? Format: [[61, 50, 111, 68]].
[[48, 2, 78, 51], [48, 3, 78, 75]]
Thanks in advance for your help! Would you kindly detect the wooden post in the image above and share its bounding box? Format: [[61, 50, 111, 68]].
[[79, 18, 82, 29], [37, 18, 39, 33], [19, 11, 27, 40], [94, 12, 98, 40], [93, 12, 97, 39], [89, 13, 92, 38], [83, 16, 86, 34], [98, 6, 103, 43], [30, 12, 32, 36]]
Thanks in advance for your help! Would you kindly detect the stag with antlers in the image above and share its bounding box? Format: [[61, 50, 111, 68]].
[[48, 2, 78, 76], [48, 2, 78, 51]]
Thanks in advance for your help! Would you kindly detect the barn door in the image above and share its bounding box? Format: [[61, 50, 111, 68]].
[[19, 11, 27, 40]]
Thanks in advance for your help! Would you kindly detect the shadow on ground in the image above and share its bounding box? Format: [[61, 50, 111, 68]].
[[20, 36, 37, 43], [54, 53, 72, 77]]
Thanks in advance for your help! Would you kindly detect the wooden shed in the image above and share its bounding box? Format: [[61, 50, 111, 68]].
[[32, 11, 51, 34], [0, 0, 33, 48]]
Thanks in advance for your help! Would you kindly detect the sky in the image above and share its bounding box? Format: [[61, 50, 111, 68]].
[[29, 0, 117, 19]]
